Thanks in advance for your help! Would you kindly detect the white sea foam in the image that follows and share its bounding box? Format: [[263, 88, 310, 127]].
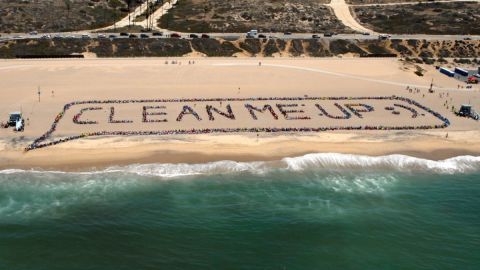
[[1, 153, 479, 177], [1, 153, 478, 220], [282, 153, 480, 174], [104, 160, 270, 178]]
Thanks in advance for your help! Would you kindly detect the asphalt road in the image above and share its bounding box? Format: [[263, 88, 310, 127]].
[[1, 32, 479, 42]]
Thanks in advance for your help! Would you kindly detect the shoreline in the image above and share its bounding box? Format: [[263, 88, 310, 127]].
[[2, 132, 480, 171], [1, 57, 479, 171]]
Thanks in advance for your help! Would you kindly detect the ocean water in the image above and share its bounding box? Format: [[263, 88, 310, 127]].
[[1, 153, 479, 270]]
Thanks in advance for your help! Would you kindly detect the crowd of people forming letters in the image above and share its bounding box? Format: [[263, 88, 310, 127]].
[[25, 96, 450, 151]]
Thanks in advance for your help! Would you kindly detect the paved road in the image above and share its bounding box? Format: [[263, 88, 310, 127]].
[[90, 1, 150, 32], [89, 0, 178, 32], [350, 0, 480, 6], [328, 0, 377, 34], [1, 32, 479, 42], [327, 0, 479, 35], [147, 0, 178, 31]]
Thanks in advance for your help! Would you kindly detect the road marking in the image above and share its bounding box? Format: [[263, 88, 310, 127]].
[[212, 62, 473, 92], [0, 65, 33, 70]]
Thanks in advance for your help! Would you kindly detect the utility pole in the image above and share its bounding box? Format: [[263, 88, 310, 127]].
[[37, 86, 41, 102]]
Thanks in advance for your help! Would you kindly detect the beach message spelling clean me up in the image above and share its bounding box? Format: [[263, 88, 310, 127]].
[[26, 96, 450, 151]]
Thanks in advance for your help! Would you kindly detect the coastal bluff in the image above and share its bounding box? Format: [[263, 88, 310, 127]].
[[1, 38, 479, 59]]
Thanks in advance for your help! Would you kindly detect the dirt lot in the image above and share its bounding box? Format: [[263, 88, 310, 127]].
[[0, 0, 143, 33], [353, 2, 480, 34], [158, 0, 353, 33]]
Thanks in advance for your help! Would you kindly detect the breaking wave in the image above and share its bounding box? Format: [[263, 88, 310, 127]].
[[282, 153, 480, 174], [1, 153, 479, 221], [1, 153, 480, 177]]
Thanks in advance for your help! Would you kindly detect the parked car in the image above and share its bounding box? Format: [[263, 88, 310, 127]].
[[378, 34, 389, 40], [324, 32, 333, 37], [120, 32, 129, 36], [258, 34, 267, 39], [29, 31, 38, 35], [98, 34, 107, 39], [7, 112, 23, 127], [189, 34, 199, 38], [201, 34, 210, 39], [81, 34, 90, 39], [464, 37, 472, 40], [170, 33, 181, 38], [129, 34, 138, 38], [109, 34, 117, 38], [140, 33, 149, 38], [152, 32, 163, 36], [362, 32, 370, 35], [284, 32, 292, 35], [312, 34, 319, 39]]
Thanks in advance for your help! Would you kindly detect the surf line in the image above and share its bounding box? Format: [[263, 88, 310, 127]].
[[25, 96, 450, 151]]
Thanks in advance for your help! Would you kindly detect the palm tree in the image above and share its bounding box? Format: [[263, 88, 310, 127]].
[[64, 0, 72, 31], [125, 0, 135, 27]]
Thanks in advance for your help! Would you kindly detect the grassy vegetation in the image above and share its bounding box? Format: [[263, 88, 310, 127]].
[[353, 2, 480, 34], [159, 0, 351, 33], [0, 0, 143, 33]]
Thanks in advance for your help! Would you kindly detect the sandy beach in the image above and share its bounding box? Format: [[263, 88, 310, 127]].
[[1, 57, 479, 170]]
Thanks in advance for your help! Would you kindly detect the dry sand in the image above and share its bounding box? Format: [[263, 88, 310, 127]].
[[0, 57, 479, 170]]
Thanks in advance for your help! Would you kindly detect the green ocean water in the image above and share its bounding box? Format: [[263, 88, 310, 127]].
[[0, 154, 479, 270]]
